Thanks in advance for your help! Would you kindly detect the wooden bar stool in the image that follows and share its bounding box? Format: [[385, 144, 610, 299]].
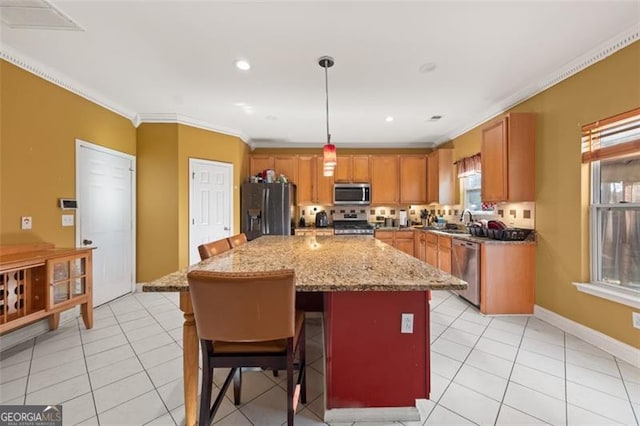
[[197, 238, 231, 261], [227, 232, 248, 248], [187, 269, 306, 425]]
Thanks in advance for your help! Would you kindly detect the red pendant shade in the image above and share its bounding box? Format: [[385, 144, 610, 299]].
[[323, 142, 337, 166]]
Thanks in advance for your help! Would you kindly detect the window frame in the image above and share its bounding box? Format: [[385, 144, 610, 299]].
[[589, 159, 640, 292]]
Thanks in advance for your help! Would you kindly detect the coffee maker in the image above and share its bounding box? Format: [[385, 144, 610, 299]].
[[315, 211, 329, 228]]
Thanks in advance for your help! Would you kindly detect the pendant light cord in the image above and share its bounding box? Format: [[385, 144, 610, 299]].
[[324, 63, 331, 144]]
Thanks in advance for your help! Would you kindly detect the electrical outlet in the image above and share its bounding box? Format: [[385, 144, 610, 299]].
[[401, 313, 414, 334], [633, 312, 640, 329]]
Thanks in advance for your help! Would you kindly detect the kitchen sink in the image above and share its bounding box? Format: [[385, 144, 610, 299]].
[[413, 226, 471, 235]]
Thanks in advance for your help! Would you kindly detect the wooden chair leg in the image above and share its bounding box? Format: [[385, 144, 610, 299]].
[[199, 365, 213, 426], [300, 326, 307, 404], [233, 368, 242, 405], [287, 340, 295, 426]]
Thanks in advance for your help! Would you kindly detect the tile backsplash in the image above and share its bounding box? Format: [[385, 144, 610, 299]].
[[298, 201, 535, 229]]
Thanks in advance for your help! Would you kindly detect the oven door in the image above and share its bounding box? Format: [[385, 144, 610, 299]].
[[334, 183, 371, 205]]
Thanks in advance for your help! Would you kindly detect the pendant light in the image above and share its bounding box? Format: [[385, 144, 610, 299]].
[[319, 56, 336, 176]]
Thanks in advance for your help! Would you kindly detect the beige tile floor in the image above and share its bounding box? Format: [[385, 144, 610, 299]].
[[0, 290, 638, 425]]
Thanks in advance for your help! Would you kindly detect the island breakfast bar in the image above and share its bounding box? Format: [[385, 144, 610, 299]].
[[143, 235, 466, 425]]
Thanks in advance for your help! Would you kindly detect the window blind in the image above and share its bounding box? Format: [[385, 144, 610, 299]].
[[581, 107, 640, 163]]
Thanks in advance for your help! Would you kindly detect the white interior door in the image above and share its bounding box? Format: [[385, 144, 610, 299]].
[[189, 159, 233, 265], [77, 140, 135, 307]]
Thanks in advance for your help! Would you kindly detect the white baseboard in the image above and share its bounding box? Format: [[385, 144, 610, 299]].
[[324, 406, 420, 423], [534, 304, 640, 368], [0, 307, 80, 352]]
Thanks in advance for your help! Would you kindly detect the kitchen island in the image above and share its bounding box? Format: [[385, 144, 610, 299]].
[[143, 235, 466, 424]]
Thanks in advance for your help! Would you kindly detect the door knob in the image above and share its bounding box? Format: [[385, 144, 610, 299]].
[[82, 239, 93, 245], [223, 226, 230, 231]]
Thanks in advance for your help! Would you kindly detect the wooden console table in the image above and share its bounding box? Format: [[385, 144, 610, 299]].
[[0, 243, 94, 334]]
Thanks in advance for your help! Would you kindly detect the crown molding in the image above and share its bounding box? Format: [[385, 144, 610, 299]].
[[134, 113, 250, 144], [250, 140, 436, 150], [440, 25, 640, 145], [0, 46, 137, 123]]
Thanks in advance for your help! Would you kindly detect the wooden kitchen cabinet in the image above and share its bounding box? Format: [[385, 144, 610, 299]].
[[0, 243, 93, 334], [481, 113, 536, 202], [374, 230, 395, 246], [414, 231, 426, 262], [334, 156, 352, 183], [395, 230, 415, 257], [425, 233, 438, 267], [400, 155, 427, 204], [274, 156, 298, 183], [335, 155, 370, 183], [352, 155, 370, 182], [249, 155, 274, 177], [371, 156, 399, 204], [295, 228, 333, 236], [427, 149, 454, 205], [297, 156, 315, 205], [481, 243, 535, 314], [316, 157, 335, 205], [375, 230, 414, 257], [437, 235, 452, 274]]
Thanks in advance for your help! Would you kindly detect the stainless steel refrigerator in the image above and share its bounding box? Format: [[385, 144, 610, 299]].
[[241, 183, 296, 241]]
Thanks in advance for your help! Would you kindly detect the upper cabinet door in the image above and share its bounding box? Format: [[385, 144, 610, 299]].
[[352, 156, 370, 183], [371, 155, 399, 204], [481, 118, 509, 202], [316, 156, 335, 205], [297, 156, 316, 205], [250, 155, 274, 177], [399, 155, 427, 204], [481, 113, 535, 203], [427, 149, 454, 205], [274, 156, 298, 184], [334, 156, 352, 183]]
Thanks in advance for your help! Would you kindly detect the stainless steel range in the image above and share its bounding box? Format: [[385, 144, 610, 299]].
[[332, 212, 375, 235]]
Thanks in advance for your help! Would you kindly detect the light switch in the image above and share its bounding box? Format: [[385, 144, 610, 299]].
[[21, 216, 32, 230], [62, 214, 74, 227]]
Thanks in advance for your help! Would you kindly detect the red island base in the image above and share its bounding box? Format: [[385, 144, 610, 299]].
[[323, 291, 430, 420]]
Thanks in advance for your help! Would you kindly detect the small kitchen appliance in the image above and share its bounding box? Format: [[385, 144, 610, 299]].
[[399, 210, 408, 227], [332, 212, 375, 235], [315, 211, 329, 228]]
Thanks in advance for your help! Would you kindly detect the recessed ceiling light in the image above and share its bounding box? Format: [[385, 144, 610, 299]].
[[385, 116, 394, 122], [234, 59, 251, 71], [265, 115, 278, 121], [419, 62, 437, 73]]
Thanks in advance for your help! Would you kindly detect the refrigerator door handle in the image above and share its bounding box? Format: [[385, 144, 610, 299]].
[[261, 188, 267, 234], [265, 188, 271, 234]]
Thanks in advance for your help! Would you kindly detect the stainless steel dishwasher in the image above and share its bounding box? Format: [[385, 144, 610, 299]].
[[451, 239, 480, 306]]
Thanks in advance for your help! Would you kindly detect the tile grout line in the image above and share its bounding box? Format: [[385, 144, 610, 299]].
[[491, 314, 528, 426], [425, 300, 489, 425], [21, 336, 37, 405], [77, 316, 103, 426], [614, 357, 639, 426]]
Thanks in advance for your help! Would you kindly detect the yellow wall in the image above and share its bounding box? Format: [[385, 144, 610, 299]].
[[136, 124, 180, 282], [0, 60, 136, 247], [136, 123, 249, 282], [448, 42, 640, 347]]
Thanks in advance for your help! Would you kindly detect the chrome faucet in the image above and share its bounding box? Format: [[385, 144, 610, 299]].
[[460, 209, 473, 224]]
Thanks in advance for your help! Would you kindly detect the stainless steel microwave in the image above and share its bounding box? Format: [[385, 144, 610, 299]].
[[334, 183, 371, 205]]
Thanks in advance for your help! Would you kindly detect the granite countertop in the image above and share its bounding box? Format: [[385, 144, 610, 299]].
[[143, 235, 466, 293]]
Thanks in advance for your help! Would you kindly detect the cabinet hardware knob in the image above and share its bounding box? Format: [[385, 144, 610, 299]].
[[82, 239, 93, 245]]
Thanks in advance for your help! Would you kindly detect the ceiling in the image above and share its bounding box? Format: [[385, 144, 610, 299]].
[[1, 1, 639, 149]]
